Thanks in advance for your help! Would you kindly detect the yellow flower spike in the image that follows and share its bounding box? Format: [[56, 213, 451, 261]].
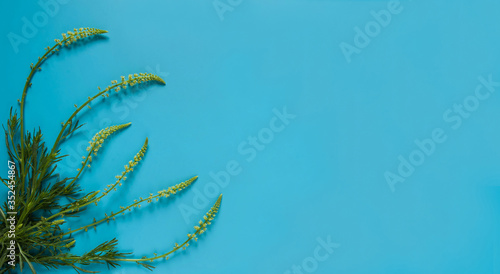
[[74, 123, 132, 180], [113, 194, 223, 263], [58, 27, 107, 47], [101, 138, 148, 196], [106, 73, 166, 87], [85, 123, 131, 157]]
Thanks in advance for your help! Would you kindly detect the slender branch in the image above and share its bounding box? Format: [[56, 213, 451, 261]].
[[50, 73, 164, 155], [18, 28, 108, 193], [52, 176, 197, 239], [0, 176, 7, 188], [27, 138, 149, 234], [65, 192, 164, 236], [17, 244, 36, 274], [112, 194, 222, 263], [34, 74, 164, 189]]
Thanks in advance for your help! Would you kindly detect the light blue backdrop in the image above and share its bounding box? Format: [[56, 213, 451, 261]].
[[1, 0, 500, 273]]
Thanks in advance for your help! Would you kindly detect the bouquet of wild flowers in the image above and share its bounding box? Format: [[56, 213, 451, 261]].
[[0, 27, 222, 273]]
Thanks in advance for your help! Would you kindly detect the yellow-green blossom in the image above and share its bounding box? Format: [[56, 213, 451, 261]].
[[76, 123, 131, 172], [110, 194, 223, 264], [106, 138, 148, 194], [87, 123, 131, 156], [157, 176, 198, 199], [55, 27, 108, 47]]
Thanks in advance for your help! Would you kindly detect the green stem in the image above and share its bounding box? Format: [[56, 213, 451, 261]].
[[61, 192, 163, 238], [50, 85, 115, 154], [113, 220, 207, 263], [112, 193, 221, 263], [51, 74, 161, 155], [17, 243, 36, 274], [19, 37, 70, 193]]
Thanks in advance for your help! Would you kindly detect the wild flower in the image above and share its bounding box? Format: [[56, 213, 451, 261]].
[[0, 27, 223, 273]]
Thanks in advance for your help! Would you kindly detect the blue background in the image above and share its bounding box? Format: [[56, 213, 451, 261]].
[[1, 0, 500, 273]]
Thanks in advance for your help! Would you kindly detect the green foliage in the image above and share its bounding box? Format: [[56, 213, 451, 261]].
[[0, 28, 222, 273]]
